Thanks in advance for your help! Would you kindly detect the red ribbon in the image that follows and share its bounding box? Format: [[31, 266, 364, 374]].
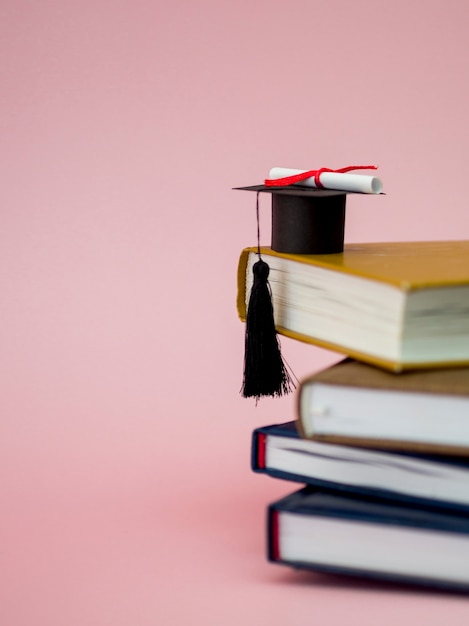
[[265, 165, 378, 189]]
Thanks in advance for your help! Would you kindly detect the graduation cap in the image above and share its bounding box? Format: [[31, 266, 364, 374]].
[[235, 165, 383, 401], [236, 165, 383, 254]]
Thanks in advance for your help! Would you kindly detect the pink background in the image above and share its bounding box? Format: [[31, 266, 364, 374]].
[[2, 1, 469, 623]]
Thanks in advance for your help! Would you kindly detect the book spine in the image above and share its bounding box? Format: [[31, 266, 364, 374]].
[[236, 248, 250, 321], [267, 506, 281, 562], [251, 430, 267, 471]]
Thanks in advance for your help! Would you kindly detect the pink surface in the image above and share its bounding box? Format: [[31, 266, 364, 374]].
[[2, 1, 469, 623]]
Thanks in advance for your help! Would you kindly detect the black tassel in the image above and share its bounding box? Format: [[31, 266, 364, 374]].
[[241, 258, 295, 401]]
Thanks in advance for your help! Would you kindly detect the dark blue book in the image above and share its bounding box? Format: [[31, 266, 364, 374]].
[[268, 486, 469, 590], [253, 422, 469, 513]]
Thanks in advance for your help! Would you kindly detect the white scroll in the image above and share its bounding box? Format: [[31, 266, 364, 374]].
[[268, 167, 383, 194]]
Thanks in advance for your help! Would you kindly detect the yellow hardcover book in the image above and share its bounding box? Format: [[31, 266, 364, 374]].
[[237, 241, 469, 372]]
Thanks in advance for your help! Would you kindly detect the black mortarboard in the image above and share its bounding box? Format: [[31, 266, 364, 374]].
[[236, 185, 349, 254], [236, 163, 382, 253], [235, 166, 383, 401]]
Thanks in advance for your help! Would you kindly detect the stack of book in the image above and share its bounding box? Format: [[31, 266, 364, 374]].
[[237, 240, 469, 591]]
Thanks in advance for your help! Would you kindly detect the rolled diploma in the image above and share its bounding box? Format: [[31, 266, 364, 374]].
[[268, 167, 383, 194]]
